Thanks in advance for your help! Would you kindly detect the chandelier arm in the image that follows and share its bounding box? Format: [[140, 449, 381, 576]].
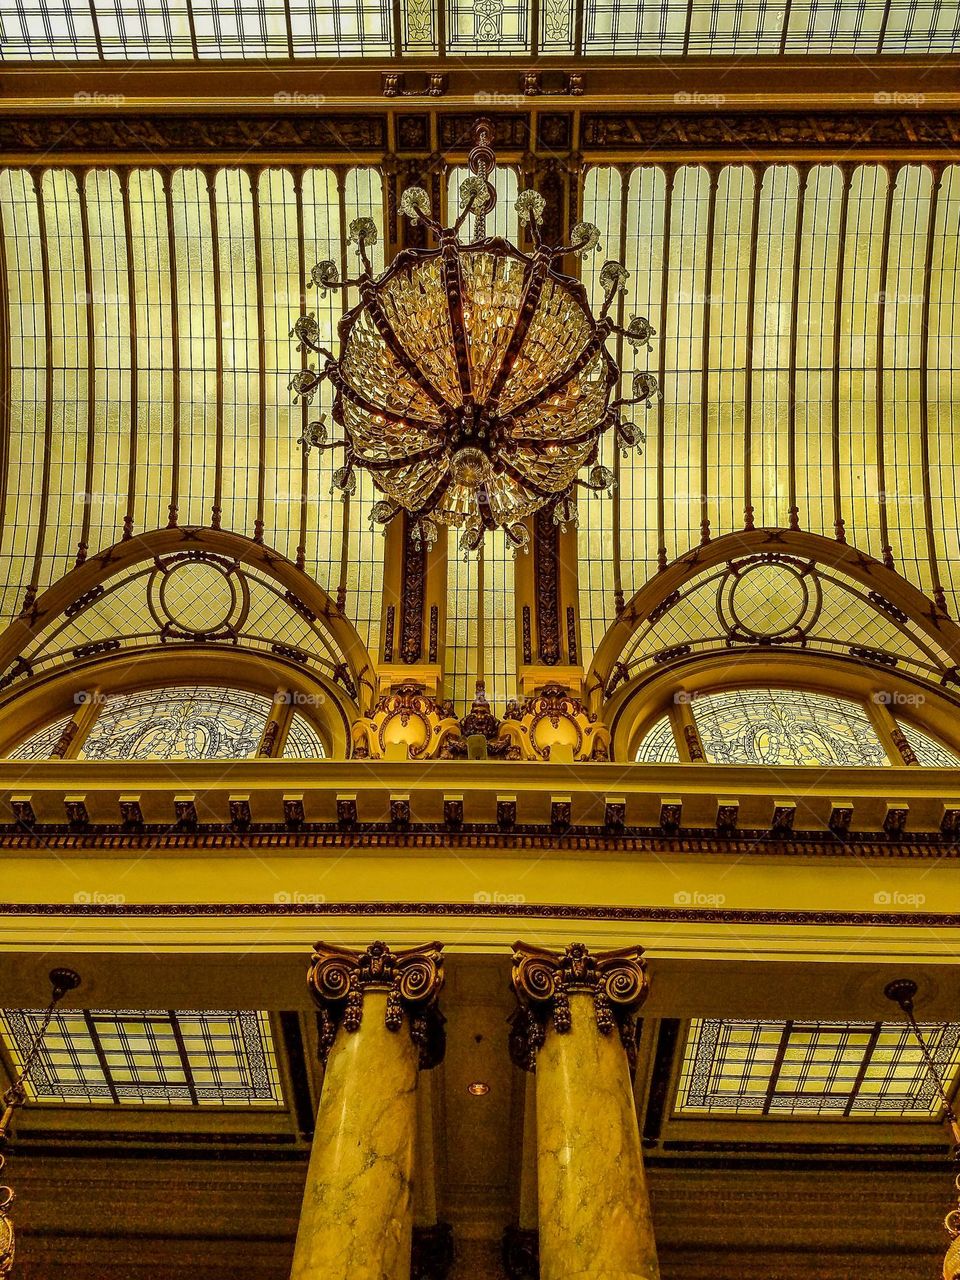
[[510, 424, 603, 449], [408, 469, 454, 521], [485, 250, 553, 411], [359, 284, 450, 412], [326, 364, 443, 434], [497, 457, 560, 502], [503, 326, 615, 423], [356, 444, 446, 472], [440, 233, 475, 408]]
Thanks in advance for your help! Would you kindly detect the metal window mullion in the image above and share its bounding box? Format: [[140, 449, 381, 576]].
[[655, 165, 673, 571], [76, 168, 96, 563], [699, 165, 719, 546], [876, 0, 894, 51], [162, 168, 180, 528], [843, 1022, 883, 1117], [284, 0, 295, 56], [120, 170, 139, 538], [84, 1011, 121, 1104], [0, 179, 12, 549], [168, 1011, 200, 1105], [875, 165, 897, 567], [293, 168, 309, 571], [786, 164, 809, 531], [29, 171, 53, 601], [185, 0, 200, 56], [778, 0, 794, 54], [742, 164, 761, 530], [761, 1019, 795, 1115], [206, 169, 225, 529], [920, 165, 946, 610], [831, 165, 853, 544], [85, 0, 105, 57], [249, 166, 267, 542]]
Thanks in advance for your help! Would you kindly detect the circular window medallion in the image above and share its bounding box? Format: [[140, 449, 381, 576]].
[[148, 555, 247, 638], [718, 556, 821, 643]]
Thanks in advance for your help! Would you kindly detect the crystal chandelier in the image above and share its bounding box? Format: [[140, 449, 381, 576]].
[[290, 121, 659, 554]]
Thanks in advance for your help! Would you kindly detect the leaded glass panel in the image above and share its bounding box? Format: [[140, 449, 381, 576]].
[[677, 1018, 960, 1118], [77, 685, 273, 760], [0, 1009, 283, 1106], [6, 713, 73, 760], [690, 688, 889, 767], [635, 713, 681, 763], [282, 711, 326, 758], [896, 720, 960, 767]]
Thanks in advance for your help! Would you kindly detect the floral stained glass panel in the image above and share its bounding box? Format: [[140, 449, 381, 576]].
[[635, 713, 681, 763], [690, 688, 889, 767], [77, 685, 273, 760], [7, 713, 73, 760]]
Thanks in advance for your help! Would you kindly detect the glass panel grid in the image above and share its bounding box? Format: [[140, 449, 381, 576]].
[[282, 710, 326, 757], [897, 719, 960, 766], [677, 1018, 960, 1118], [0, 1009, 283, 1107], [634, 712, 680, 762]]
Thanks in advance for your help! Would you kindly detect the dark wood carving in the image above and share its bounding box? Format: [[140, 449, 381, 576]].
[[533, 509, 561, 666]]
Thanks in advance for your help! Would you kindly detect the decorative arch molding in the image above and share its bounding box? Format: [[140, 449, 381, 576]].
[[0, 527, 378, 746], [587, 529, 960, 717], [607, 649, 960, 763]]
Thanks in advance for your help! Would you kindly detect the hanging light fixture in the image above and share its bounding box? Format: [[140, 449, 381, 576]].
[[290, 120, 659, 555], [884, 978, 960, 1279], [1, 968, 81, 1276]]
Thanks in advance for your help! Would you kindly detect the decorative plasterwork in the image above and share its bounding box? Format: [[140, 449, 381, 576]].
[[351, 683, 460, 759], [499, 683, 611, 760]]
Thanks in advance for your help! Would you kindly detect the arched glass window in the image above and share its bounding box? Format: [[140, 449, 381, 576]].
[[691, 688, 888, 767], [633, 685, 958, 767], [6, 684, 327, 762], [77, 687, 274, 761]]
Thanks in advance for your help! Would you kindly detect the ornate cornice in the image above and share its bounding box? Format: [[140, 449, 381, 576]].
[[509, 941, 649, 1072], [307, 939, 446, 1067], [1, 901, 959, 928], [3, 111, 958, 159]]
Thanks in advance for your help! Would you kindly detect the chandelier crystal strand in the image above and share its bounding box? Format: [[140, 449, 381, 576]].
[[1, 969, 81, 1276], [884, 980, 960, 1279], [290, 119, 660, 554]]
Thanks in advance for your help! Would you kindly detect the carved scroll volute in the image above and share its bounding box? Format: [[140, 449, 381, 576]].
[[308, 940, 446, 1069], [509, 941, 649, 1073]]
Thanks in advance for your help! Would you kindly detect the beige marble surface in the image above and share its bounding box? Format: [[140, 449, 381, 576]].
[[290, 991, 419, 1280], [535, 992, 661, 1280]]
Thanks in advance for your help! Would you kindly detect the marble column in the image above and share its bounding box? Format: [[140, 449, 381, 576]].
[[510, 941, 660, 1280], [290, 940, 445, 1280]]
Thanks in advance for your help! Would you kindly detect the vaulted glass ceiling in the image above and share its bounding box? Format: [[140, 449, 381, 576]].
[[1, 0, 957, 59], [1, 159, 958, 698]]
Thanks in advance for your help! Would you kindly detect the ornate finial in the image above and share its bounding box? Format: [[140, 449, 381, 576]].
[[509, 942, 648, 1073], [308, 941, 445, 1069]]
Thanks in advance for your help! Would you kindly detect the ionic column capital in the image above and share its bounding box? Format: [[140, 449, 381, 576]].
[[308, 939, 446, 1069], [509, 940, 649, 1073]]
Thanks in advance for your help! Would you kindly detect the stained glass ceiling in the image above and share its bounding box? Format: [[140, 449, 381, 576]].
[[0, 158, 959, 702], [1, 0, 958, 59]]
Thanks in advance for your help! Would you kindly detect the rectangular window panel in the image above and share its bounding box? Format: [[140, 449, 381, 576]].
[[445, 0, 530, 54], [677, 1018, 960, 1118], [0, 1009, 283, 1107]]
